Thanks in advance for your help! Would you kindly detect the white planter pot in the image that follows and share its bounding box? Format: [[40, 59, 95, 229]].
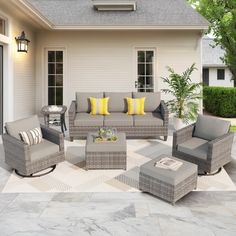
[[173, 117, 186, 130]]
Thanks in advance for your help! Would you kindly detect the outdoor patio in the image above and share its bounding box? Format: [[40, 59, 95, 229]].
[[0, 119, 236, 235]]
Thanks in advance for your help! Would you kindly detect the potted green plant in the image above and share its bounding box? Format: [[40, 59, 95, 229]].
[[162, 63, 202, 130]]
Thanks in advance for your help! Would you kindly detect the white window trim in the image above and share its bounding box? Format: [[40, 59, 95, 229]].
[[134, 47, 157, 92]]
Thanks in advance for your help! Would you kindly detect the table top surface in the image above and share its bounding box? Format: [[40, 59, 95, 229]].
[[41, 105, 67, 115], [86, 132, 126, 146]]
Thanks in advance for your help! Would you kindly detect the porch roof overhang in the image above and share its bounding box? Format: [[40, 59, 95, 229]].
[[12, 0, 209, 31]]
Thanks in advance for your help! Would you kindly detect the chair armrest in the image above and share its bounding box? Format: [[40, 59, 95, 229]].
[[69, 100, 76, 126], [208, 132, 234, 160], [2, 133, 31, 161], [40, 124, 64, 151], [173, 124, 195, 148], [160, 100, 169, 126]]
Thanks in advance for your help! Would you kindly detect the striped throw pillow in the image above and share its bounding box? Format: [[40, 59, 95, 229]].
[[90, 97, 110, 115], [126, 97, 146, 115], [19, 127, 43, 146]]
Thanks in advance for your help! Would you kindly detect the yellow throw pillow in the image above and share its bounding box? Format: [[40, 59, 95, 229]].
[[126, 97, 146, 115], [90, 97, 110, 115]]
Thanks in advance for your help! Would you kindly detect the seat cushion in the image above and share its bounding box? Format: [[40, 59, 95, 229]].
[[104, 92, 132, 112], [177, 137, 209, 160], [5, 115, 41, 140], [30, 139, 59, 162], [76, 92, 104, 113], [194, 114, 230, 141], [140, 155, 197, 185], [133, 92, 160, 112], [74, 113, 104, 127], [104, 113, 133, 127], [134, 112, 163, 127]]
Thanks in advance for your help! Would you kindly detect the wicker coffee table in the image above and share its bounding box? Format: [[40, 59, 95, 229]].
[[139, 154, 197, 204], [85, 132, 127, 170]]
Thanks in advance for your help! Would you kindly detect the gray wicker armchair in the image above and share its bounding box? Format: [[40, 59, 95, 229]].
[[172, 114, 234, 174], [2, 115, 65, 177]]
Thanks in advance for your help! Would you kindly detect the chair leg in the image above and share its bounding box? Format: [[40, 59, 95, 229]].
[[15, 165, 56, 178], [164, 136, 168, 141], [198, 167, 222, 176]]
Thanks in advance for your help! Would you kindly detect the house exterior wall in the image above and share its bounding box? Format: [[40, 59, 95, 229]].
[[35, 30, 202, 113], [208, 67, 233, 87], [12, 24, 36, 120], [0, 6, 36, 122]]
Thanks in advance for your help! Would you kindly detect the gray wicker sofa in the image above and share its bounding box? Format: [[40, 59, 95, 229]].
[[69, 92, 169, 141]]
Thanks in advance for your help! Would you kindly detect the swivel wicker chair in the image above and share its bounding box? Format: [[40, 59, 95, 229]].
[[172, 114, 234, 174], [2, 115, 65, 177]]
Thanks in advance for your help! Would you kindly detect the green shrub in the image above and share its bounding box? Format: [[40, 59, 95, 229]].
[[203, 86, 236, 118]]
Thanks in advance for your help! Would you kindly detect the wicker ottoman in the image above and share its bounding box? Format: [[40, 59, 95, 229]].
[[85, 132, 127, 170], [139, 155, 197, 204]]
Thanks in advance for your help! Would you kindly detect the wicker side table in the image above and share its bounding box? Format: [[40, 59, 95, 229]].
[[139, 155, 197, 204], [86, 132, 127, 170], [41, 105, 67, 134]]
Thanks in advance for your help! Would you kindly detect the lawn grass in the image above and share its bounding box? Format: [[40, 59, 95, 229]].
[[230, 126, 236, 131]]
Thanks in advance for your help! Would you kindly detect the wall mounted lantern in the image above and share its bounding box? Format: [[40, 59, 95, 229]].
[[15, 31, 30, 53]]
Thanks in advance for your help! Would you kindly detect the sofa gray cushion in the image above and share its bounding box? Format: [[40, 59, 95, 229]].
[[132, 92, 160, 112], [74, 113, 104, 127], [193, 114, 230, 141], [30, 139, 59, 162], [140, 155, 197, 185], [5, 115, 40, 140], [104, 92, 131, 112], [104, 113, 133, 127], [134, 112, 163, 127], [76, 92, 104, 113], [178, 137, 208, 160]]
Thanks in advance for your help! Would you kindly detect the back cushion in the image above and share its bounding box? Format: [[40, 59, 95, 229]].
[[104, 92, 132, 112], [132, 92, 161, 112], [5, 115, 41, 140], [76, 92, 104, 112], [193, 114, 230, 141]]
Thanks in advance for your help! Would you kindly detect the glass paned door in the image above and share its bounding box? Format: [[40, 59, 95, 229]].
[[0, 46, 3, 134], [47, 51, 63, 105], [137, 50, 154, 92]]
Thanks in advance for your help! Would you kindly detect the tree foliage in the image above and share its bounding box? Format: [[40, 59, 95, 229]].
[[187, 0, 236, 82]]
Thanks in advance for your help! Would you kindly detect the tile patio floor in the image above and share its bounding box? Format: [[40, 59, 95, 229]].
[[0, 119, 236, 236]]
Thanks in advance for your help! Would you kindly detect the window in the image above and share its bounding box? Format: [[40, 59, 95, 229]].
[[137, 50, 155, 92], [0, 17, 5, 35], [203, 68, 209, 86], [217, 69, 225, 80], [47, 51, 63, 105]]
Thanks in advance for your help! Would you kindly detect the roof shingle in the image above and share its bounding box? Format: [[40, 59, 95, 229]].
[[25, 0, 209, 27]]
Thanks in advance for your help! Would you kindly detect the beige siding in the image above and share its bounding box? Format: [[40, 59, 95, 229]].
[[13, 25, 35, 119], [35, 30, 202, 113], [0, 7, 36, 121]]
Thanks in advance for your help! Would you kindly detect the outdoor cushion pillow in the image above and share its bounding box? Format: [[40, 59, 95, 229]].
[[133, 92, 161, 112], [76, 92, 104, 113], [104, 92, 132, 112], [126, 97, 146, 115], [193, 114, 230, 141], [19, 127, 43, 146], [5, 115, 41, 140], [90, 97, 110, 115]]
